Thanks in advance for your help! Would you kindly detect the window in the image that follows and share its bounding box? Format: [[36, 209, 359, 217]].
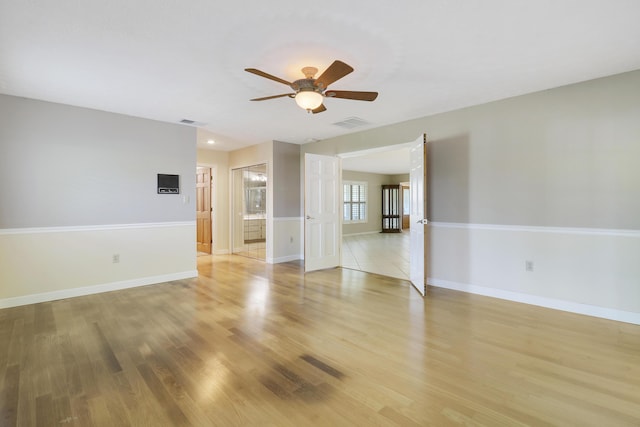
[[403, 187, 410, 214], [343, 181, 367, 223]]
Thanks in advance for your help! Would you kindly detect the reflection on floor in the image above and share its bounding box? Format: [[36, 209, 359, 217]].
[[235, 239, 266, 260], [342, 231, 410, 280]]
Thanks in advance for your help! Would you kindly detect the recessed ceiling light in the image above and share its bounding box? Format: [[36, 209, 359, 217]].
[[207, 139, 215, 145]]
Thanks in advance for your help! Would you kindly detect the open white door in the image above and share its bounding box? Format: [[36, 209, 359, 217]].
[[409, 134, 428, 295], [304, 153, 341, 272]]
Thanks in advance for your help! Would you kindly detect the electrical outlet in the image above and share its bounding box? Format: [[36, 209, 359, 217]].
[[525, 260, 533, 272], [112, 254, 120, 264], [290, 236, 294, 243]]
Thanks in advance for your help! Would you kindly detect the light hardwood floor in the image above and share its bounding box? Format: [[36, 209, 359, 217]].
[[1, 255, 639, 426]]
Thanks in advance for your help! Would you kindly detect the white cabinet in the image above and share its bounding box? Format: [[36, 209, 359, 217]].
[[244, 218, 266, 241]]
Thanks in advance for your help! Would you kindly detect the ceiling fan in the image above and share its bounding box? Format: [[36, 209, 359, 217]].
[[245, 60, 378, 114]]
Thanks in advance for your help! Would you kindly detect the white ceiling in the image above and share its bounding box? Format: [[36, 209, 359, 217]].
[[341, 145, 411, 175], [1, 0, 639, 160]]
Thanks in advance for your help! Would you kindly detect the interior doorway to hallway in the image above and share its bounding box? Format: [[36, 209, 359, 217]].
[[196, 166, 212, 255], [339, 143, 412, 280]]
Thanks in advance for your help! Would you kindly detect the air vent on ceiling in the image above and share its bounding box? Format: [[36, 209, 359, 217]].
[[332, 117, 370, 129], [179, 118, 207, 127]]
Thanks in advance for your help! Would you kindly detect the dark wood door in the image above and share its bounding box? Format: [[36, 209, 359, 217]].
[[381, 185, 401, 232]]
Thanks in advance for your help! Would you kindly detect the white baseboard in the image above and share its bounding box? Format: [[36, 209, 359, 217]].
[[343, 230, 382, 237], [430, 278, 640, 325], [268, 254, 303, 264], [213, 249, 230, 255], [0, 270, 198, 309]]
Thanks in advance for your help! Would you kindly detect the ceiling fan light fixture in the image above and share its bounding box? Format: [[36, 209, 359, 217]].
[[295, 90, 323, 111], [245, 60, 377, 114]]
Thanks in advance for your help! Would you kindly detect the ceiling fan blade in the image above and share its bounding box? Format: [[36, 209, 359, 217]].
[[245, 68, 292, 87], [315, 60, 354, 89], [325, 90, 378, 101], [250, 93, 293, 101], [311, 104, 327, 114]]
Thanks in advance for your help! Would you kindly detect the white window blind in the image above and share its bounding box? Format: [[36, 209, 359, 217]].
[[343, 182, 367, 223]]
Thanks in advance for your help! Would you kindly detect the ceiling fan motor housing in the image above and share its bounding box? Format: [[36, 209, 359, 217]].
[[292, 78, 322, 94]]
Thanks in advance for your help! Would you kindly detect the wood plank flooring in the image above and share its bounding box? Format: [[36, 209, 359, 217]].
[[1, 254, 639, 426]]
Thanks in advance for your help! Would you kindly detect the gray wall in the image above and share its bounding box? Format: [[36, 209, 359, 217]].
[[0, 94, 196, 228], [304, 70, 640, 231], [273, 141, 301, 217], [0, 94, 197, 304]]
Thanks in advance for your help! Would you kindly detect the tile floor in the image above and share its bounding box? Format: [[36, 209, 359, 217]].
[[342, 231, 410, 280]]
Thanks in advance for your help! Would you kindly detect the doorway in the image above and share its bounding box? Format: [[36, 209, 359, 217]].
[[196, 166, 212, 255], [339, 144, 412, 279], [232, 163, 267, 260]]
